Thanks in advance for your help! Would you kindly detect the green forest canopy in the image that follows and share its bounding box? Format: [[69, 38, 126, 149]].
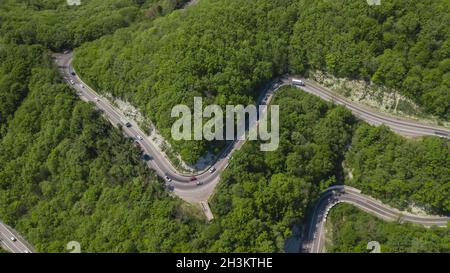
[[73, 0, 449, 165], [1, 61, 448, 251], [0, 0, 448, 253], [0, 0, 189, 133], [0, 0, 190, 50], [0, 52, 205, 252], [327, 204, 450, 253], [346, 124, 450, 215]]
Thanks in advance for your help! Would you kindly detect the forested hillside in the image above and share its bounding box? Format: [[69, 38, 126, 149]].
[[199, 88, 448, 252], [206, 87, 356, 252], [0, 0, 448, 253], [0, 43, 49, 134], [0, 0, 189, 134], [0, 0, 189, 50], [327, 204, 450, 253], [346, 125, 450, 214], [290, 0, 450, 118], [0, 50, 204, 252], [74, 0, 299, 163], [0, 0, 205, 253], [74, 0, 449, 165]]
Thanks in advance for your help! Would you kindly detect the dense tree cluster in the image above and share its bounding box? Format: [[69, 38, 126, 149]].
[[327, 204, 450, 253], [74, 0, 449, 165], [73, 0, 299, 164], [204, 87, 356, 252], [0, 0, 189, 50], [346, 124, 450, 214], [200, 88, 449, 251], [0, 0, 205, 254], [0, 43, 49, 134], [0, 0, 448, 253], [290, 0, 450, 118], [0, 58, 204, 252]]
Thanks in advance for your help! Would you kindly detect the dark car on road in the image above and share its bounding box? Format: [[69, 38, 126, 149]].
[[142, 154, 152, 161]]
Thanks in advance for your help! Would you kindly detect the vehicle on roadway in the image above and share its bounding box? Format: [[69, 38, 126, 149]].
[[120, 118, 132, 128], [164, 175, 172, 182], [166, 183, 175, 191], [136, 135, 143, 141], [190, 177, 198, 181], [10, 236, 16, 242], [292, 78, 305, 86], [94, 97, 100, 102], [70, 80, 75, 85], [71, 72, 76, 76], [434, 131, 449, 138], [196, 181, 204, 186], [209, 167, 216, 173]]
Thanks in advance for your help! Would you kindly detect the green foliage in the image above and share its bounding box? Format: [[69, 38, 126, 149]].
[[0, 0, 190, 50], [345, 124, 450, 214], [0, 43, 49, 133], [327, 204, 450, 253], [290, 0, 450, 118], [73, 0, 299, 164], [206, 87, 356, 252], [0, 0, 205, 254], [0, 0, 448, 253], [74, 0, 449, 165], [0, 53, 203, 253]]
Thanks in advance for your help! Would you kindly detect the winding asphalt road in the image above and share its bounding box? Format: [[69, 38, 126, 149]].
[[54, 53, 291, 204], [300, 186, 450, 253], [55, 52, 449, 253], [3, 50, 447, 253], [55, 52, 449, 200], [300, 79, 450, 138], [292, 80, 450, 251], [55, 54, 234, 201]]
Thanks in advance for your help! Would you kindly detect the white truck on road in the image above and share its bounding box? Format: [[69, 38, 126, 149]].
[[292, 78, 305, 86]]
